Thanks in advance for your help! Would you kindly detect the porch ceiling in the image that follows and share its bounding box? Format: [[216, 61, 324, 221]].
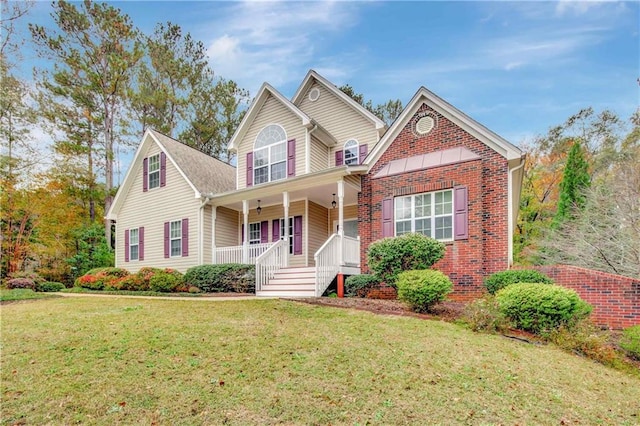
[[209, 167, 363, 211]]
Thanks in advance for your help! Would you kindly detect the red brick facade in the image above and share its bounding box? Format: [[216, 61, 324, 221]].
[[534, 265, 640, 329], [359, 104, 510, 300]]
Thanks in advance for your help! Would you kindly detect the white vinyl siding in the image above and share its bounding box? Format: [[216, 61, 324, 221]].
[[236, 95, 306, 188], [309, 135, 329, 172], [116, 143, 199, 273], [308, 201, 328, 267]]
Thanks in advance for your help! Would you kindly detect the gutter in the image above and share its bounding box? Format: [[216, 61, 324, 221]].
[[198, 194, 213, 265], [507, 154, 527, 267]]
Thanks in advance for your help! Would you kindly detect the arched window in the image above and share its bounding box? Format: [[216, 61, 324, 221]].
[[254, 124, 287, 184], [344, 139, 359, 165]]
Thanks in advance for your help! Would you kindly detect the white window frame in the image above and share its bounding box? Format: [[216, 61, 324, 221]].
[[344, 139, 359, 165], [170, 220, 182, 257], [129, 228, 139, 261], [148, 153, 160, 189], [394, 189, 454, 241], [280, 217, 294, 254], [249, 222, 261, 245], [333, 218, 359, 238], [254, 124, 287, 185]]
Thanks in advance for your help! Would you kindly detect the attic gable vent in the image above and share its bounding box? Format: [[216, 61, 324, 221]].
[[415, 115, 435, 135], [308, 87, 320, 102]]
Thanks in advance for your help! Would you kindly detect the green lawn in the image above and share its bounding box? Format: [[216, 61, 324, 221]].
[[0, 288, 61, 302], [2, 297, 639, 425]]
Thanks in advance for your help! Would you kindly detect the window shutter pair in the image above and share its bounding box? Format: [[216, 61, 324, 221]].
[[335, 144, 368, 166], [142, 153, 166, 191], [163, 219, 189, 258], [124, 228, 144, 262], [246, 139, 296, 186], [268, 216, 301, 254], [380, 186, 468, 240]]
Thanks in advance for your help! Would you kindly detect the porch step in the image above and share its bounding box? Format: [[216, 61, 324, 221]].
[[257, 267, 317, 298]]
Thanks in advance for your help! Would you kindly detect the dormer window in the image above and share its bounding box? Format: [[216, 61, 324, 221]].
[[254, 124, 287, 185], [344, 139, 359, 165]]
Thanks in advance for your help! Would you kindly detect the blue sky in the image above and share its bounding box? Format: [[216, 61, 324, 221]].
[[16, 1, 640, 170]]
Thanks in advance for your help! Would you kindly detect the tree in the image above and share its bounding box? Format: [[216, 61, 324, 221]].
[[30, 0, 142, 244], [339, 84, 402, 126], [553, 141, 590, 226]]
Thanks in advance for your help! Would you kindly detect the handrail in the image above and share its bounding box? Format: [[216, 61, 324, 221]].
[[255, 239, 287, 292], [213, 242, 272, 264], [314, 233, 341, 297]]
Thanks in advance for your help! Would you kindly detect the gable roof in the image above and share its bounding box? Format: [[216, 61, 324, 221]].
[[107, 129, 235, 219], [365, 87, 523, 168], [372, 147, 482, 179], [227, 83, 312, 152], [292, 70, 387, 135]]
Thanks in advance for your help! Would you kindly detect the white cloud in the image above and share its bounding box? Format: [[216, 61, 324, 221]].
[[555, 0, 606, 16], [204, 1, 364, 96]]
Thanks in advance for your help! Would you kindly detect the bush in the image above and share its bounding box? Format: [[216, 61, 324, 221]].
[[149, 269, 184, 293], [6, 278, 36, 290], [116, 273, 150, 291], [461, 296, 511, 333], [367, 233, 445, 288], [7, 271, 45, 286], [549, 320, 625, 368], [396, 269, 452, 313], [184, 264, 255, 293], [484, 269, 553, 295], [620, 325, 640, 360], [36, 281, 66, 292], [74, 267, 130, 290], [344, 274, 380, 298], [495, 283, 592, 335]]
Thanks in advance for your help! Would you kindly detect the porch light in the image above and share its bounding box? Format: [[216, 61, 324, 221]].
[[257, 200, 262, 215], [331, 194, 336, 209]]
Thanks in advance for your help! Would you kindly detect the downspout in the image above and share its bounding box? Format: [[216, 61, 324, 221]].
[[199, 194, 213, 266], [507, 155, 526, 267]]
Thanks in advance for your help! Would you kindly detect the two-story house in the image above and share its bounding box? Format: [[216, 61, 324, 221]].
[[107, 70, 524, 299]]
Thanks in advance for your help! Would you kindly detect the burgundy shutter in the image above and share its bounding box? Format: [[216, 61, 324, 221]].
[[382, 198, 394, 237], [139, 227, 145, 261], [335, 150, 343, 166], [164, 222, 170, 258], [272, 219, 280, 242], [124, 229, 129, 262], [293, 215, 303, 255], [454, 186, 469, 240], [287, 139, 296, 177], [246, 152, 253, 187], [260, 221, 269, 243], [160, 152, 167, 187], [143, 158, 148, 192], [359, 144, 368, 164], [182, 218, 189, 256]]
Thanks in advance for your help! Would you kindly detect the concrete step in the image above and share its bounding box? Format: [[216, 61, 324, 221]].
[[268, 277, 315, 286], [261, 283, 315, 291], [256, 289, 315, 297]]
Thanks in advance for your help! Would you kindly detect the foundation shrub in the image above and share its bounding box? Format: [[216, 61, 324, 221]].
[[484, 269, 554, 295], [184, 264, 255, 293], [36, 281, 66, 292], [74, 267, 130, 290], [461, 296, 511, 333], [344, 274, 380, 298], [116, 273, 150, 291], [495, 283, 592, 335], [6, 278, 36, 290], [149, 269, 184, 293], [549, 319, 625, 368], [367, 233, 445, 288], [6, 271, 45, 287], [620, 325, 640, 360], [396, 269, 452, 313]]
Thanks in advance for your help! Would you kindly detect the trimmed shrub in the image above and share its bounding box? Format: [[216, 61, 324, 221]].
[[36, 281, 66, 292], [461, 296, 511, 333], [6, 278, 36, 290], [367, 233, 445, 288], [7, 271, 46, 286], [184, 264, 255, 293], [484, 269, 553, 295], [620, 325, 640, 360], [396, 269, 452, 313], [149, 269, 184, 293], [116, 274, 150, 291], [74, 267, 130, 290], [495, 283, 592, 335], [344, 274, 380, 298]]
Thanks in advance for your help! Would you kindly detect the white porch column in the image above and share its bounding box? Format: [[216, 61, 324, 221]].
[[211, 206, 217, 264], [337, 179, 344, 264], [242, 200, 249, 264], [283, 191, 290, 267]]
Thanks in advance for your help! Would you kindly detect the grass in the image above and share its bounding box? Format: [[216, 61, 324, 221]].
[[0, 288, 61, 302], [2, 298, 639, 425], [61, 287, 208, 297]]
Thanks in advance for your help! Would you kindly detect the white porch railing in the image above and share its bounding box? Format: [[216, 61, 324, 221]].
[[314, 234, 361, 296], [255, 239, 288, 292], [342, 235, 360, 266], [214, 242, 273, 264]]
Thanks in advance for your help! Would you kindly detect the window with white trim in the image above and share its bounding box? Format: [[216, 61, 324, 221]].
[[148, 154, 160, 189], [249, 222, 261, 245], [129, 228, 139, 261], [344, 139, 358, 165], [280, 217, 294, 254], [170, 220, 182, 257], [254, 124, 287, 184], [395, 189, 453, 240]]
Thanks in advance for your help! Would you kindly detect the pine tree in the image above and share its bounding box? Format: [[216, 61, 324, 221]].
[[553, 140, 591, 226]]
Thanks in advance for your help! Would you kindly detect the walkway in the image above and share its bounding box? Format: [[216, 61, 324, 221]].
[[57, 292, 273, 302]]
